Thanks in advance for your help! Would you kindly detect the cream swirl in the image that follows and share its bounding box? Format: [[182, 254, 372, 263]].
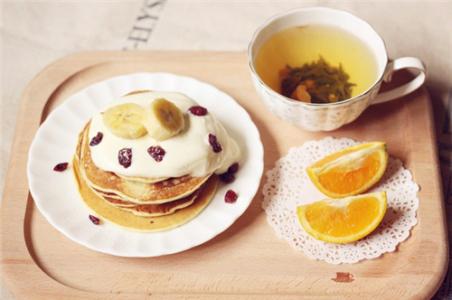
[[88, 91, 241, 178]]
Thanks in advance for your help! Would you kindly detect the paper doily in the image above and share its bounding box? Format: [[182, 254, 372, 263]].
[[262, 137, 419, 264]]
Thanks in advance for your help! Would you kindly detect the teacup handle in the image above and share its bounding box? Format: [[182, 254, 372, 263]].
[[371, 57, 426, 105]]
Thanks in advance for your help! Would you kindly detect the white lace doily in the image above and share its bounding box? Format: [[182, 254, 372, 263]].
[[262, 137, 419, 264]]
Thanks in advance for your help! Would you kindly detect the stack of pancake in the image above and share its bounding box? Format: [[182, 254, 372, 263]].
[[73, 123, 219, 232]]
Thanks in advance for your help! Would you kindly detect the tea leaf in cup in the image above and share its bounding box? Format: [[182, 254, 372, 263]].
[[280, 56, 356, 104]]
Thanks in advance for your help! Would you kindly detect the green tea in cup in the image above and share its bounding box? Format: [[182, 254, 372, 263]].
[[254, 25, 378, 103]]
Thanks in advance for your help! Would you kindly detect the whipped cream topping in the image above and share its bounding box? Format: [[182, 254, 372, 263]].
[[88, 91, 241, 178]]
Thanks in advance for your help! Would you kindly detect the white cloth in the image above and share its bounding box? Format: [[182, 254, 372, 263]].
[[2, 0, 451, 298]]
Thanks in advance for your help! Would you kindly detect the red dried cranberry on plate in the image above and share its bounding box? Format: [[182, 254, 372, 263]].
[[53, 162, 68, 172], [224, 190, 238, 203], [219, 172, 235, 183], [208, 134, 222, 153], [89, 214, 100, 225], [148, 145, 166, 162], [188, 105, 208, 116], [227, 162, 239, 174], [219, 163, 239, 183], [89, 132, 103, 146], [118, 148, 132, 168]]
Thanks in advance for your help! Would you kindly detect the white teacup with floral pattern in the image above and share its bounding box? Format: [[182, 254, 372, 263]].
[[248, 7, 426, 131]]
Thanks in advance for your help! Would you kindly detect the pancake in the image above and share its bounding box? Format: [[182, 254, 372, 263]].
[[120, 194, 196, 217], [100, 189, 199, 216], [92, 189, 132, 201], [115, 173, 168, 184], [75, 126, 167, 201], [78, 123, 211, 204], [101, 196, 136, 208], [73, 155, 219, 232]]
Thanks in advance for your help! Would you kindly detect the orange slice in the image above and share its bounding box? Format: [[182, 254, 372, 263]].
[[297, 192, 387, 244], [307, 142, 388, 198]]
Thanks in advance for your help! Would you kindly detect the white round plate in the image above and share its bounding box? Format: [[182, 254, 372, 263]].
[[27, 72, 263, 257]]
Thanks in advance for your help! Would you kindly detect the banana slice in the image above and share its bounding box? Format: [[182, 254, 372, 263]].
[[103, 103, 147, 139], [144, 98, 185, 141]]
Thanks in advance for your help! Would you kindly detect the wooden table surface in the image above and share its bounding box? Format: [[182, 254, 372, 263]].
[[0, 51, 448, 299]]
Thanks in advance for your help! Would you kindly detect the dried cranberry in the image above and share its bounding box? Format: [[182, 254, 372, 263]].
[[219, 172, 235, 183], [224, 190, 238, 203], [89, 214, 100, 225], [118, 148, 132, 168], [53, 162, 68, 172], [227, 162, 239, 174], [189, 105, 208, 116], [208, 134, 222, 153], [147, 145, 166, 162], [89, 132, 103, 146]]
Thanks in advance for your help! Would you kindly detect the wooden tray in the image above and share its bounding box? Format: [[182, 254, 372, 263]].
[[1, 51, 448, 299]]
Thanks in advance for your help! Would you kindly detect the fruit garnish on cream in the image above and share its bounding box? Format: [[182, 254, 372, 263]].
[[144, 98, 185, 141], [88, 91, 241, 178], [103, 103, 147, 139]]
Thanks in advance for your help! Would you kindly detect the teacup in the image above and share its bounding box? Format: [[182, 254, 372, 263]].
[[248, 7, 426, 131]]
